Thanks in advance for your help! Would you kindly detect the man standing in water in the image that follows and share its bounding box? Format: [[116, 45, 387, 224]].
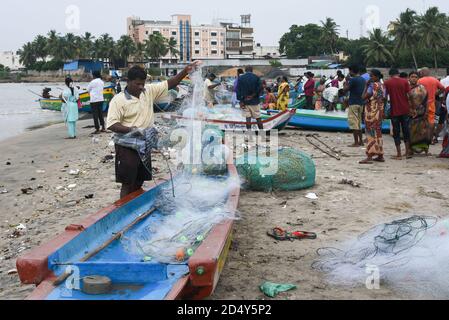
[[237, 66, 263, 130], [107, 61, 200, 198], [87, 71, 106, 134]]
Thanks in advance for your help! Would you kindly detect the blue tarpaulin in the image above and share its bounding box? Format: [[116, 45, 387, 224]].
[[63, 60, 103, 73]]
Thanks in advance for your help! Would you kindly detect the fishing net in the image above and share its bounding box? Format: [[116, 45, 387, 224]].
[[311, 215, 449, 298], [215, 89, 234, 105], [120, 174, 240, 264], [236, 147, 316, 192]]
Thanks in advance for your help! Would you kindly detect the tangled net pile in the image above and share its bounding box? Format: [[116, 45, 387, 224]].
[[311, 215, 449, 298], [121, 174, 240, 264], [236, 147, 316, 192]]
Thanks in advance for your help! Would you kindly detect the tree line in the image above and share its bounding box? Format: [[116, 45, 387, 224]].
[[17, 30, 179, 71], [279, 7, 449, 69]]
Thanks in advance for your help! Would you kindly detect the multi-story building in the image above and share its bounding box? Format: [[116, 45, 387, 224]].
[[127, 15, 226, 63], [127, 14, 254, 63], [221, 15, 254, 60]]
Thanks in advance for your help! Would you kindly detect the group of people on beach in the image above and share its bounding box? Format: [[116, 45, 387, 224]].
[[206, 66, 265, 130], [248, 65, 449, 163], [55, 60, 449, 200], [344, 66, 448, 163]]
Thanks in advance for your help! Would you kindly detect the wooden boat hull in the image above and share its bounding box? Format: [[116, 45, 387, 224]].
[[263, 109, 391, 133], [164, 109, 296, 132], [16, 166, 240, 300], [38, 86, 115, 113]]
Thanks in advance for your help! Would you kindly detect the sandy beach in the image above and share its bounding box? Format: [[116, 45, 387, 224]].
[[1, 116, 448, 300]]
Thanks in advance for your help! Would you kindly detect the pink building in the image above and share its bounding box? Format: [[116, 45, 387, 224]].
[[127, 15, 226, 63]]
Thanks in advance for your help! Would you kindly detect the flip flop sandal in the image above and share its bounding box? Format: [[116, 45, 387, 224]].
[[290, 231, 318, 240], [267, 228, 317, 241], [267, 227, 290, 241]]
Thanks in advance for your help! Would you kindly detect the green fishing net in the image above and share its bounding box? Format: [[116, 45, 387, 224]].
[[236, 147, 316, 192]]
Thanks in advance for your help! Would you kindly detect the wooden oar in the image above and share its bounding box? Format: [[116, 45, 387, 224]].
[[28, 89, 43, 98], [53, 207, 156, 286]]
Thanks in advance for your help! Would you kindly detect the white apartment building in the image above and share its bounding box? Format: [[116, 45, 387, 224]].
[[0, 51, 23, 70], [253, 44, 280, 59]]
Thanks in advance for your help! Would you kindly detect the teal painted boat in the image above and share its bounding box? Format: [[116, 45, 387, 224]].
[[262, 108, 391, 133], [39, 85, 115, 113]]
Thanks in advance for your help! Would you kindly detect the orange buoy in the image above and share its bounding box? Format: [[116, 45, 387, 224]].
[[176, 248, 185, 261]]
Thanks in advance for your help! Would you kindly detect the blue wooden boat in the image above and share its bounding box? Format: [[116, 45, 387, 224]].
[[262, 109, 391, 133], [16, 166, 240, 300]]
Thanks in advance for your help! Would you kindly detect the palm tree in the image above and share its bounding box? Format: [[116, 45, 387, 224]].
[[417, 7, 449, 69], [362, 29, 394, 66], [166, 37, 179, 63], [32, 35, 48, 62], [389, 9, 419, 69], [144, 33, 168, 67], [79, 32, 95, 59], [62, 33, 79, 61], [45, 30, 61, 60], [94, 34, 116, 65], [17, 42, 37, 68], [116, 35, 136, 67], [320, 17, 340, 55], [133, 42, 146, 63]]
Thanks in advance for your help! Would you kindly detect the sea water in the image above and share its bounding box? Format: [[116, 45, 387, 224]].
[[0, 83, 68, 142]]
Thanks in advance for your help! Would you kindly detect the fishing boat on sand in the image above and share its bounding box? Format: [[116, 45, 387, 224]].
[[263, 107, 391, 133], [39, 85, 116, 113], [164, 106, 295, 132], [16, 165, 240, 300]]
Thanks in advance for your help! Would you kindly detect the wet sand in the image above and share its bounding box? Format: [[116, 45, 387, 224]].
[[1, 117, 448, 299]]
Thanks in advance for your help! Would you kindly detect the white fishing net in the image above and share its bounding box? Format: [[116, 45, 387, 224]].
[[313, 215, 449, 299]]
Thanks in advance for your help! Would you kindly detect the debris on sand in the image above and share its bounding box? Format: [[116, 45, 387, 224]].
[[260, 281, 297, 298], [21, 187, 33, 195], [69, 169, 80, 176], [305, 193, 318, 200], [339, 179, 361, 188]]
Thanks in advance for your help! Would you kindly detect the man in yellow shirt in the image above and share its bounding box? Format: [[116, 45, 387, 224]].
[[107, 62, 200, 198]]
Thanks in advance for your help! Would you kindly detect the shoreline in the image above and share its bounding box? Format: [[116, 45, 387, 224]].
[[0, 113, 94, 144]]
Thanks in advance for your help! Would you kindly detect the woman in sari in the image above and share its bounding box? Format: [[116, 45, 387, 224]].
[[408, 71, 431, 155], [263, 87, 277, 110], [61, 77, 79, 139], [359, 69, 386, 164], [314, 78, 326, 110], [277, 76, 290, 111]]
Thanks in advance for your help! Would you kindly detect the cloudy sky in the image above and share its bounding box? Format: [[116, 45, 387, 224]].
[[1, 0, 448, 51]]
